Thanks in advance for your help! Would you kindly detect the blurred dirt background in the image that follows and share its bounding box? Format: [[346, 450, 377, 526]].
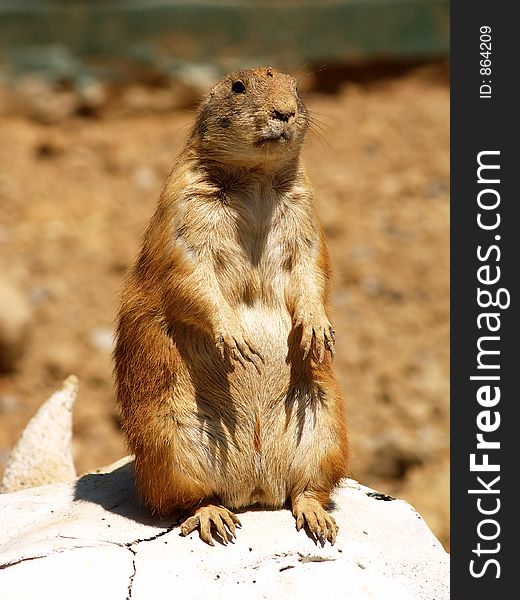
[[0, 63, 449, 548]]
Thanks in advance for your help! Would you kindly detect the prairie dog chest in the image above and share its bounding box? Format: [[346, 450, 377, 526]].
[[175, 171, 314, 304], [210, 185, 307, 302]]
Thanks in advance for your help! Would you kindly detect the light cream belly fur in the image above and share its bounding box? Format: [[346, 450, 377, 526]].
[[168, 305, 331, 509]]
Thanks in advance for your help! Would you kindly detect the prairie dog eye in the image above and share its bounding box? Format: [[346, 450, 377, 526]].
[[231, 80, 246, 94]]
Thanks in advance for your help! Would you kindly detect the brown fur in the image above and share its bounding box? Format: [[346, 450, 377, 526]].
[[114, 67, 349, 544]]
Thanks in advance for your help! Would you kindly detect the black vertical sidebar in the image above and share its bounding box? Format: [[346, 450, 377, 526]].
[[451, 1, 518, 597]]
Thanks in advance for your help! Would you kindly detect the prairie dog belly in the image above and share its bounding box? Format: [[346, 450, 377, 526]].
[[173, 303, 329, 509], [237, 302, 292, 364], [228, 302, 294, 413], [170, 304, 301, 507]]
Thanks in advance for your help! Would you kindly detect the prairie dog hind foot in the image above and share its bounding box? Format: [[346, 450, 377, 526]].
[[293, 495, 338, 545], [180, 504, 241, 546]]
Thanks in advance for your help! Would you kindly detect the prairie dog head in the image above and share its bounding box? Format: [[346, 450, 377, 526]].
[[191, 67, 308, 168]]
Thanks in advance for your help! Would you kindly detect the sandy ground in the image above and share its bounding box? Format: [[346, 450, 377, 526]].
[[0, 65, 449, 547]]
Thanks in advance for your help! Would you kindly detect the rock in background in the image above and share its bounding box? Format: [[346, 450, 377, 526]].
[[0, 279, 32, 373]]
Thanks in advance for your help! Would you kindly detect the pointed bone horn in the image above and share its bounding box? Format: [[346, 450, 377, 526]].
[[1, 375, 78, 493]]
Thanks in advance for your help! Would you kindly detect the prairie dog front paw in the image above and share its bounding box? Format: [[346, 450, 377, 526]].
[[213, 316, 263, 369], [293, 310, 335, 362]]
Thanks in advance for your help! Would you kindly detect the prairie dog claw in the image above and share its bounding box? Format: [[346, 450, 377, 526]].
[[180, 505, 241, 546], [293, 496, 338, 545]]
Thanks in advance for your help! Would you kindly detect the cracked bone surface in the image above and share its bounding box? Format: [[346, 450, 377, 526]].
[[0, 456, 449, 599]]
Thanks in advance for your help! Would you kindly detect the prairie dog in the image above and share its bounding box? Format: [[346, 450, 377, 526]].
[[114, 67, 349, 545]]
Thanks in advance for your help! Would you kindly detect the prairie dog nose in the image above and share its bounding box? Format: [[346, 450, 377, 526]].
[[272, 108, 295, 122], [271, 99, 297, 122]]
